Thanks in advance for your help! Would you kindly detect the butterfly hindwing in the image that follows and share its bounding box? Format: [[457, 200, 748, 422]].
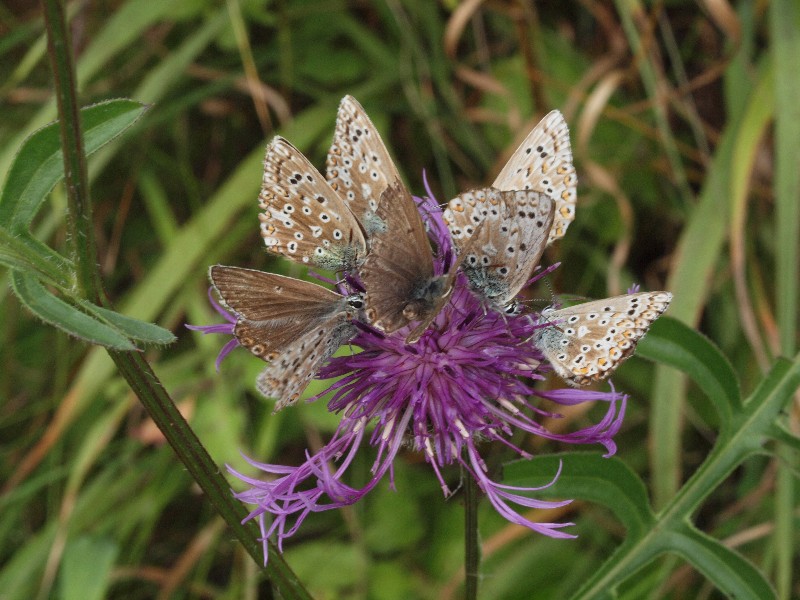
[[532, 292, 672, 386], [256, 314, 357, 410], [258, 137, 367, 271], [492, 110, 576, 246]]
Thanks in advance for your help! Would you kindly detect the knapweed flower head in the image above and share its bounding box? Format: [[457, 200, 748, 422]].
[[193, 190, 627, 563], [185, 97, 669, 565]]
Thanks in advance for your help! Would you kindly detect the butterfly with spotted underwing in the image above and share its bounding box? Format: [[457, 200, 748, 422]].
[[443, 187, 555, 314], [532, 292, 672, 386], [209, 265, 363, 410], [259, 136, 368, 272]]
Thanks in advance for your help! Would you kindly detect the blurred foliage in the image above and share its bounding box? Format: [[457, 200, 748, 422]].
[[1, 0, 798, 598]]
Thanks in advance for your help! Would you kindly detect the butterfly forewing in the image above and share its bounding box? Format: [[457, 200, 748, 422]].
[[258, 137, 367, 271], [209, 266, 360, 403], [492, 110, 576, 246], [326, 96, 401, 232], [532, 292, 672, 386], [444, 188, 554, 310], [360, 180, 452, 340]]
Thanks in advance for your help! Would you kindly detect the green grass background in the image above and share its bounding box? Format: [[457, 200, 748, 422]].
[[1, 1, 798, 598]]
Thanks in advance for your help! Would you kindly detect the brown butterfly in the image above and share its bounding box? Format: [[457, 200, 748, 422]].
[[359, 180, 469, 344], [209, 265, 362, 409]]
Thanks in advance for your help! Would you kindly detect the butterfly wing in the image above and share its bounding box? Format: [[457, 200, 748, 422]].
[[258, 137, 367, 271], [209, 265, 350, 360], [256, 315, 357, 410], [532, 292, 672, 386], [361, 180, 447, 336], [444, 188, 554, 309], [492, 110, 576, 246], [326, 96, 401, 232]]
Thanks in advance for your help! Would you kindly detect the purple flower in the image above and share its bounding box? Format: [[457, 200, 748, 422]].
[[194, 191, 628, 564]]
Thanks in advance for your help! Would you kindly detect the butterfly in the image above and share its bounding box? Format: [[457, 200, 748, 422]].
[[258, 136, 367, 272], [492, 110, 577, 246], [443, 187, 555, 313], [209, 265, 363, 409], [531, 292, 673, 386], [327, 95, 401, 234], [359, 180, 462, 344]]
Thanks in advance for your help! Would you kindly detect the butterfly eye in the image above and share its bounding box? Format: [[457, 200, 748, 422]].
[[348, 296, 365, 309], [504, 302, 521, 316]]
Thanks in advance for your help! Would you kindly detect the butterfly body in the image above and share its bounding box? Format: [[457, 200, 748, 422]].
[[259, 137, 367, 272], [444, 187, 554, 312], [532, 292, 672, 386], [209, 265, 362, 408]]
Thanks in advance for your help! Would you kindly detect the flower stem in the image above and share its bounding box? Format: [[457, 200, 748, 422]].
[[464, 470, 480, 600], [40, 0, 309, 595]]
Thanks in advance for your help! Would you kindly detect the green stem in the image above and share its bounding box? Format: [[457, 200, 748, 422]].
[[464, 472, 480, 600], [109, 350, 311, 597], [40, 1, 310, 595], [41, 0, 100, 300]]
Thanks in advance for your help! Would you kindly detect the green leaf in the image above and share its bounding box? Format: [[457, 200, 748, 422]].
[[503, 453, 656, 538], [637, 317, 741, 430], [58, 537, 119, 600], [773, 0, 800, 357], [0, 99, 148, 231], [80, 302, 176, 345], [668, 525, 775, 600], [0, 228, 73, 288], [10, 272, 136, 351], [769, 422, 800, 453]]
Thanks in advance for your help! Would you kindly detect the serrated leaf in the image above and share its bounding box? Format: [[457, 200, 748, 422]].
[[10, 271, 136, 350], [0, 99, 148, 231], [503, 453, 656, 538], [637, 317, 741, 429], [668, 525, 775, 600], [59, 537, 119, 600], [80, 302, 176, 345]]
